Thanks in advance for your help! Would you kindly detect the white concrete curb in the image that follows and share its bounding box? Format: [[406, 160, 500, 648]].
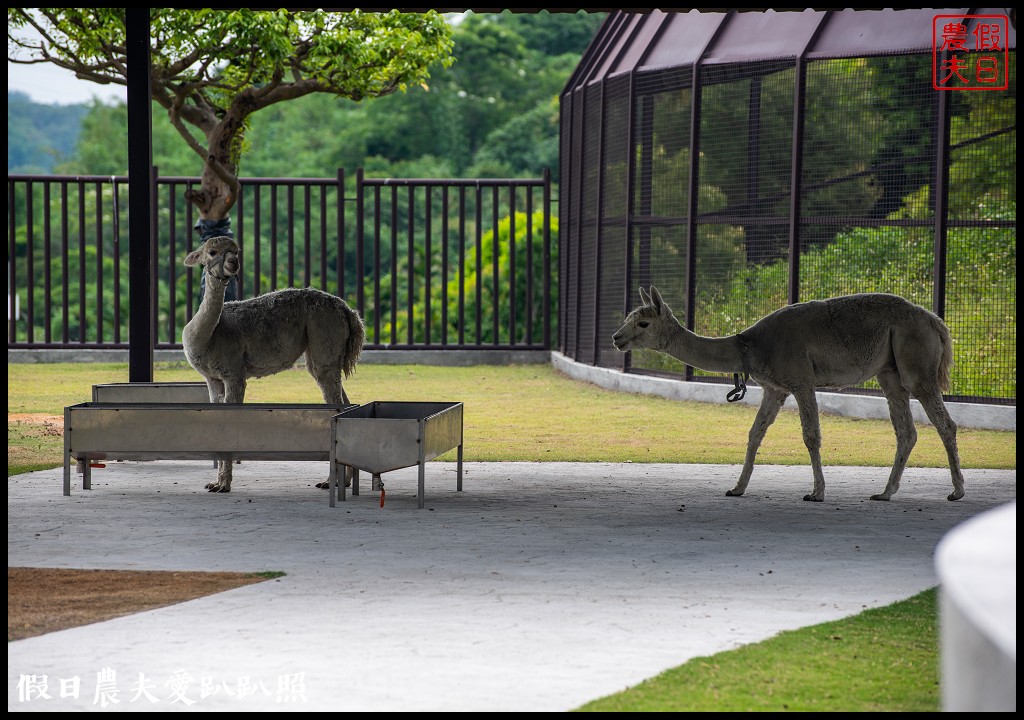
[[552, 352, 1016, 432]]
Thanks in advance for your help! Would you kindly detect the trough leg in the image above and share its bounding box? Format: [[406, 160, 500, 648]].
[[457, 443, 463, 492], [63, 409, 72, 495], [328, 449, 337, 508], [63, 408, 72, 496], [418, 462, 426, 510], [417, 419, 427, 509]]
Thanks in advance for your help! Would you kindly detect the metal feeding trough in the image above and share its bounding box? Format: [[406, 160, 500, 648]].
[[63, 402, 351, 495], [329, 401, 464, 509], [90, 382, 216, 469], [91, 382, 211, 404]]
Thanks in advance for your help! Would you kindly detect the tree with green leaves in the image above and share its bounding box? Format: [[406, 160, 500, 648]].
[[8, 8, 454, 226]]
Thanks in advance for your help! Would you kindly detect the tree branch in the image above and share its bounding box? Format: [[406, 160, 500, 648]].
[[167, 102, 212, 163], [206, 155, 240, 192]]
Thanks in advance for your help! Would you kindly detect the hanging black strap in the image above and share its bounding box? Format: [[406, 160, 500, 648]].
[[726, 372, 749, 403], [727, 338, 751, 402]]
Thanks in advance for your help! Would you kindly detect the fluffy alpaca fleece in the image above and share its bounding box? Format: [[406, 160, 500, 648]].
[[183, 235, 365, 492]]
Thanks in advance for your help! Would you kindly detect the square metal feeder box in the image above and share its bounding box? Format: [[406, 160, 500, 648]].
[[329, 401, 464, 509], [64, 402, 351, 495]]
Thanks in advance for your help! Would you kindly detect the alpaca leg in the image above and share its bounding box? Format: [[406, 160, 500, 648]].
[[316, 468, 353, 490], [872, 369, 917, 501], [206, 379, 245, 493], [792, 389, 826, 502], [305, 350, 346, 405], [315, 460, 353, 489], [913, 385, 965, 501], [204, 377, 226, 404], [306, 354, 353, 490], [727, 388, 787, 497], [208, 460, 234, 494]]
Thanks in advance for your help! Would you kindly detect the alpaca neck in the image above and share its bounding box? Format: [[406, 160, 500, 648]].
[[184, 273, 228, 348], [662, 319, 744, 374]]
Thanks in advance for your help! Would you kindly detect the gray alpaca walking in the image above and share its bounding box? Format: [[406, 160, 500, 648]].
[[183, 235, 365, 492], [613, 286, 964, 503]]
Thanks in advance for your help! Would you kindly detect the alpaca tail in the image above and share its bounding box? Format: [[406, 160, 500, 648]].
[[931, 313, 954, 393], [343, 303, 366, 379]]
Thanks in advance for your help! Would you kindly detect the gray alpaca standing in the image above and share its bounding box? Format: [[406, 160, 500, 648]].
[[613, 286, 965, 503], [183, 235, 365, 492]]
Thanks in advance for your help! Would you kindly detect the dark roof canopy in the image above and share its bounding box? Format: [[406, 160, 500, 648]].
[[568, 8, 1017, 90]]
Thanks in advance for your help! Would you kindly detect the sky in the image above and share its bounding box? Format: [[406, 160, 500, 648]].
[[7, 10, 468, 107], [8, 15, 128, 106], [8, 59, 127, 106]]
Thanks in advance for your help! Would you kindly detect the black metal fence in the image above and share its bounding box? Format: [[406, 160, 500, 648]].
[[559, 10, 1016, 405], [7, 169, 554, 352]]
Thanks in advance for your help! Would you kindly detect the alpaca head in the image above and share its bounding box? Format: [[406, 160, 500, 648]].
[[612, 286, 678, 352], [184, 235, 241, 283]]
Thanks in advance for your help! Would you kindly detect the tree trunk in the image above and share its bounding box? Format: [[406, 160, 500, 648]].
[[183, 118, 244, 222], [183, 162, 237, 223], [183, 119, 246, 301]]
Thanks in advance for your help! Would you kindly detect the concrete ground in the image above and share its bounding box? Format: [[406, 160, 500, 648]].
[[7, 460, 1017, 712]]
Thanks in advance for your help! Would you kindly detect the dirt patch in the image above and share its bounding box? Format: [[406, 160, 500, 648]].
[[9, 413, 64, 432], [8, 567, 274, 642], [9, 417, 276, 642]]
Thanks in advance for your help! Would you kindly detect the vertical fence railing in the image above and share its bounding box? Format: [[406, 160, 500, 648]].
[[7, 169, 554, 353], [354, 174, 552, 350]]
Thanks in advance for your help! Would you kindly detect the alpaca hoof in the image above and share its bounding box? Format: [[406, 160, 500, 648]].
[[947, 490, 964, 501], [869, 493, 891, 501], [315, 478, 352, 490], [725, 488, 744, 497], [205, 483, 230, 493], [802, 493, 823, 502]]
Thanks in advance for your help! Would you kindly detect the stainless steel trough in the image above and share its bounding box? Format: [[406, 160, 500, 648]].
[[91, 382, 211, 403], [329, 401, 464, 509], [90, 382, 215, 470], [63, 402, 351, 495]]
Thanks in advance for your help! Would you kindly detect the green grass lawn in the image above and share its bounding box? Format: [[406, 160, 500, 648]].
[[7, 361, 1017, 475], [7, 361, 1016, 711], [576, 588, 941, 712]]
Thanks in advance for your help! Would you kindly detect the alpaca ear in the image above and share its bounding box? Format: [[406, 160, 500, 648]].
[[184, 248, 203, 267], [639, 287, 651, 306], [650, 286, 666, 315]]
